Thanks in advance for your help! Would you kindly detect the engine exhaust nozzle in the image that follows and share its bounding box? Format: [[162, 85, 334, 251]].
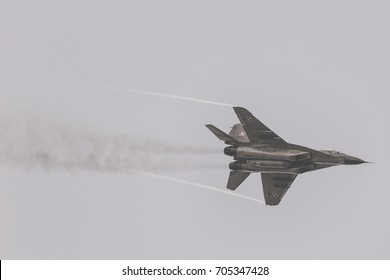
[[224, 146, 237, 156], [229, 161, 242, 170]]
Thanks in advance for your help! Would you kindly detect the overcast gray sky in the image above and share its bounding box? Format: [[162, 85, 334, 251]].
[[1, 0, 389, 259]]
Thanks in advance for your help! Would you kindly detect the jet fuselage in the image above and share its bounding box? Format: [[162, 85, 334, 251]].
[[224, 143, 364, 174]]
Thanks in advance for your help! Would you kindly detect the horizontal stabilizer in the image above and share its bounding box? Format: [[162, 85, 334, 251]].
[[227, 171, 250, 190], [206, 124, 238, 145]]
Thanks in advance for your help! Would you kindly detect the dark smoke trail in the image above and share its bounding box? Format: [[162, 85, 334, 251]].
[[0, 113, 221, 173]]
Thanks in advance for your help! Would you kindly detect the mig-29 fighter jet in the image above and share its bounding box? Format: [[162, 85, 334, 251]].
[[206, 107, 367, 205]]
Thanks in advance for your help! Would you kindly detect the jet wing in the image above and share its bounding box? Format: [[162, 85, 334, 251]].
[[261, 173, 298, 205], [233, 107, 286, 144]]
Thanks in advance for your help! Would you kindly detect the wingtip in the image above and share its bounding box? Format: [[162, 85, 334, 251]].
[[233, 106, 246, 112]]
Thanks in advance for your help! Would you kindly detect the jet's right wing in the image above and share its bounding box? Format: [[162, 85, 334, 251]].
[[233, 107, 286, 144], [261, 173, 298, 205]]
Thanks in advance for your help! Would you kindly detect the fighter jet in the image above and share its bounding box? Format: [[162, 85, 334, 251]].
[[206, 107, 367, 205]]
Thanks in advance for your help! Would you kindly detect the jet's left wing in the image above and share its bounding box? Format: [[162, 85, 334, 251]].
[[261, 173, 298, 205], [233, 107, 286, 144]]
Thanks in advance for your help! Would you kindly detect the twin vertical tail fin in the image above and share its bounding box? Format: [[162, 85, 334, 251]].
[[206, 124, 251, 191]]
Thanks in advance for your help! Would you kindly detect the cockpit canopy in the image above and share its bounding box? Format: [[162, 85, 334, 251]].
[[320, 150, 347, 157]]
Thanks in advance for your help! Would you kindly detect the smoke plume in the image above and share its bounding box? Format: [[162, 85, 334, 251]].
[[0, 113, 221, 173]]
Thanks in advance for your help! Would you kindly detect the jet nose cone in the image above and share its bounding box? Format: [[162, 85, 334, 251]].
[[344, 157, 366, 165]]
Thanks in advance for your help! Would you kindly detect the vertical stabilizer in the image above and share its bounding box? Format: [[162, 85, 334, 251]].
[[229, 123, 250, 143]]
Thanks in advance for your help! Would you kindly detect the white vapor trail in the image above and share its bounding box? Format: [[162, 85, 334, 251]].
[[104, 86, 236, 107], [129, 169, 265, 204]]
